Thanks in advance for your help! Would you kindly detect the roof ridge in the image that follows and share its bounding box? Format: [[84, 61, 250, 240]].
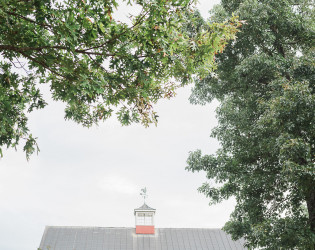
[[44, 226, 223, 230]]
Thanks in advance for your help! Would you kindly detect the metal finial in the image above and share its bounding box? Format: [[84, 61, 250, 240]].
[[140, 187, 147, 203]]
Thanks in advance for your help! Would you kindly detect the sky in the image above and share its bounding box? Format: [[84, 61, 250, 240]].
[[0, 1, 238, 249]]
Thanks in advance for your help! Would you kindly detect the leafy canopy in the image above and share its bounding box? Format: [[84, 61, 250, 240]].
[[0, 0, 240, 158], [187, 0, 315, 249]]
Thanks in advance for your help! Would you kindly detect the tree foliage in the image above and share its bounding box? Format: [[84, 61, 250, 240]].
[[0, 0, 240, 158], [186, 0, 315, 249]]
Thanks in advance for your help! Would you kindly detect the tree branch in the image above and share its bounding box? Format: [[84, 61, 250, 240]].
[[18, 50, 68, 79], [5, 11, 53, 31], [81, 8, 150, 52], [0, 44, 150, 58]]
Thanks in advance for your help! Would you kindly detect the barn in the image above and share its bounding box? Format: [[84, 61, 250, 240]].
[[39, 203, 246, 250]]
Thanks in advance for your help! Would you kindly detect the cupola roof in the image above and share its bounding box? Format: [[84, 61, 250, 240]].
[[134, 203, 155, 215]]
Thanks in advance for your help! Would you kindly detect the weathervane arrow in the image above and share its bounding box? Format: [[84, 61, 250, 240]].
[[140, 187, 147, 204]]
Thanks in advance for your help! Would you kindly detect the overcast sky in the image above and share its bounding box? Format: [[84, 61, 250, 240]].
[[0, 1, 238, 249]]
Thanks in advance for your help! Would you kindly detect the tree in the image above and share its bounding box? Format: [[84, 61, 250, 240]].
[[186, 0, 315, 248], [0, 0, 240, 158]]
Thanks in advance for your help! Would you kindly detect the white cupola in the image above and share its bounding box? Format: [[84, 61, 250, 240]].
[[134, 187, 156, 234], [134, 203, 156, 234]]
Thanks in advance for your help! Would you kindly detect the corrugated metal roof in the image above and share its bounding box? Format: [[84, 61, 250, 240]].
[[39, 226, 247, 250]]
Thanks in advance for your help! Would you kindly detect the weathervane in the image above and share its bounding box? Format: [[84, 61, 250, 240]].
[[140, 187, 148, 204]]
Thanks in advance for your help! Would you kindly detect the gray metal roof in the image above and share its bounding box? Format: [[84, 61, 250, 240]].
[[39, 226, 247, 250]]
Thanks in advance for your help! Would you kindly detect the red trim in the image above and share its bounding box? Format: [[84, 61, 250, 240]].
[[136, 225, 155, 234]]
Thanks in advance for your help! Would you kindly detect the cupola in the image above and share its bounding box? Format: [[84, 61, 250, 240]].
[[134, 187, 156, 234], [134, 203, 156, 234]]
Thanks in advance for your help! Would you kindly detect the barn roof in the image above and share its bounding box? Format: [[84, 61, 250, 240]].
[[39, 226, 247, 250]]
